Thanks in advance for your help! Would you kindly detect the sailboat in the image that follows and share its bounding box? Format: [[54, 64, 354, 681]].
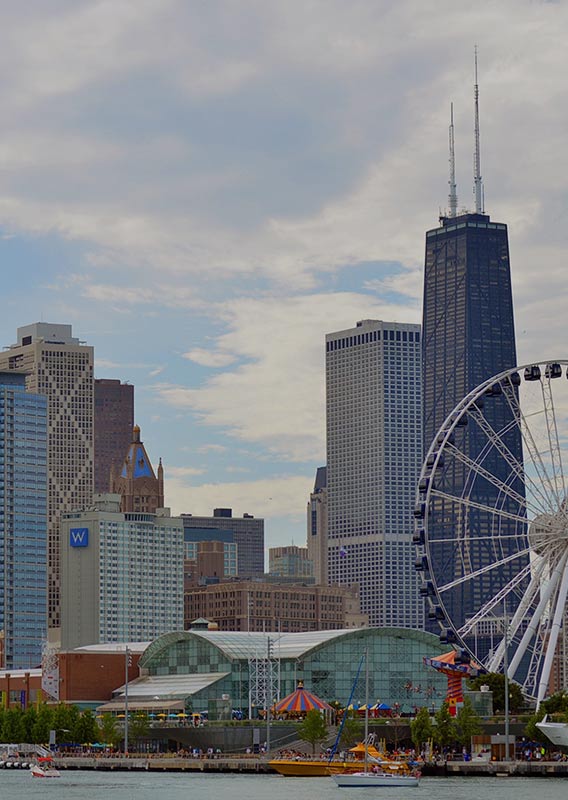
[[331, 651, 420, 788]]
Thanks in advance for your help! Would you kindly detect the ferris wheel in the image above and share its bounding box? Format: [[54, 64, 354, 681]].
[[414, 361, 568, 706]]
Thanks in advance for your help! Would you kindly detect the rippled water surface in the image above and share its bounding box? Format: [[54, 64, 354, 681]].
[[2, 771, 567, 800]]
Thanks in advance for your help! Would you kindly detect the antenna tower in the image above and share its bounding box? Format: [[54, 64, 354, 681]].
[[448, 102, 458, 217], [473, 46, 484, 213]]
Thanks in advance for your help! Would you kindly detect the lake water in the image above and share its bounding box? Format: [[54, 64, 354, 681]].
[[2, 772, 567, 800]]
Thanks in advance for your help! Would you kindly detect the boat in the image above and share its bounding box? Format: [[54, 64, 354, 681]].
[[330, 649, 419, 788], [333, 768, 420, 788], [536, 715, 568, 747], [30, 757, 61, 778]]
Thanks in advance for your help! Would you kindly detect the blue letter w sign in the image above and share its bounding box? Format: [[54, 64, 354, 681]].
[[70, 528, 89, 547]]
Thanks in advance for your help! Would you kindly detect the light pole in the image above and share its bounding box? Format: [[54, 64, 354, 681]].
[[124, 646, 130, 755]]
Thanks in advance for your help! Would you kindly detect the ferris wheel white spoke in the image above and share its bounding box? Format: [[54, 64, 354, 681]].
[[446, 443, 542, 519], [436, 545, 532, 594], [500, 383, 561, 515], [486, 560, 548, 672], [536, 557, 568, 708], [540, 378, 567, 506], [430, 489, 531, 528], [460, 561, 535, 641], [472, 409, 552, 511], [507, 550, 568, 680]]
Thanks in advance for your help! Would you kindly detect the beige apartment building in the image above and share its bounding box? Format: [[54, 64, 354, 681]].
[[185, 579, 367, 632], [0, 323, 94, 633]]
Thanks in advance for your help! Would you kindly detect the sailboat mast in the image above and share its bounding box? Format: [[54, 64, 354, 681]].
[[364, 647, 369, 773]]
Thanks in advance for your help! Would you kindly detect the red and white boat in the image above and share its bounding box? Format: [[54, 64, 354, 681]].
[[30, 757, 60, 778]]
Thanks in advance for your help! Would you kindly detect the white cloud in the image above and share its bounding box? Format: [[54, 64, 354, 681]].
[[154, 290, 419, 461], [183, 348, 236, 368], [196, 444, 228, 454], [166, 473, 313, 522], [167, 465, 205, 478]]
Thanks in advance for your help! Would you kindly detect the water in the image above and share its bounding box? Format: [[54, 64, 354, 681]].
[[1, 772, 567, 800]]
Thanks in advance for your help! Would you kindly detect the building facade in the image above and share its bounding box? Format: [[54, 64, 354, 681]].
[[326, 319, 423, 629], [0, 323, 94, 633], [110, 425, 164, 513], [59, 495, 184, 650], [307, 466, 328, 585], [184, 579, 365, 632], [421, 213, 524, 640], [184, 530, 238, 581], [0, 373, 47, 669], [269, 546, 313, 579], [94, 379, 134, 493], [181, 509, 264, 577]]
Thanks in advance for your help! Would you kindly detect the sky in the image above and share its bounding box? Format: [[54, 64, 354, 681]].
[[1, 0, 568, 559]]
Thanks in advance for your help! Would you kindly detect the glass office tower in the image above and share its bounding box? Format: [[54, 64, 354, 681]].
[[422, 213, 525, 644], [0, 373, 47, 668]]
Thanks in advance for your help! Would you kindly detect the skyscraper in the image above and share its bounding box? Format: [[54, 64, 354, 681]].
[[0, 323, 94, 634], [307, 466, 328, 585], [0, 373, 47, 668], [181, 509, 264, 577], [420, 65, 524, 640], [94, 379, 134, 493], [326, 319, 423, 628]]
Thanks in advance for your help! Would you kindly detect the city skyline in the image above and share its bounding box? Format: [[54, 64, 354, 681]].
[[1, 2, 567, 552]]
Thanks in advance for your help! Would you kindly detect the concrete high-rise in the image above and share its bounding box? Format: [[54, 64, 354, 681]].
[[60, 495, 184, 650], [94, 379, 134, 493], [326, 319, 423, 628], [0, 323, 94, 633], [181, 509, 264, 577], [0, 373, 47, 668], [307, 466, 328, 585]]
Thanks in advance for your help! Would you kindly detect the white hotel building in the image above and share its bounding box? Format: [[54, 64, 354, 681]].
[[59, 495, 184, 650], [326, 319, 423, 629]]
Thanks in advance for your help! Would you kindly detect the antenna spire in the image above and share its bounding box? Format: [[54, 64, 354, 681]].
[[448, 102, 458, 217], [473, 45, 484, 213]]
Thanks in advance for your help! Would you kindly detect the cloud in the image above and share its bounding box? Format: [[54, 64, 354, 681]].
[[154, 290, 419, 461], [196, 444, 228, 454], [166, 473, 313, 522], [167, 465, 205, 478], [183, 348, 236, 368]]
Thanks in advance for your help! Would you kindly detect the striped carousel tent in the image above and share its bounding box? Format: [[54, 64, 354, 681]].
[[273, 681, 332, 714]]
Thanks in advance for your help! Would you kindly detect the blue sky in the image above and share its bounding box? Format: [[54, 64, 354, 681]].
[[1, 0, 567, 558]]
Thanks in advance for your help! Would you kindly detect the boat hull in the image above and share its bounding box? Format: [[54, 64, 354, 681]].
[[536, 721, 568, 747], [30, 765, 61, 778], [333, 772, 419, 788], [269, 760, 353, 777]]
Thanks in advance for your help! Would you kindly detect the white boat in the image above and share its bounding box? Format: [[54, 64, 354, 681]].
[[30, 758, 61, 778], [331, 650, 419, 788], [536, 715, 568, 747], [333, 770, 419, 788]]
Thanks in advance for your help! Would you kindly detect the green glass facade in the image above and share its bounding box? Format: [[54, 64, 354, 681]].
[[137, 628, 449, 714]]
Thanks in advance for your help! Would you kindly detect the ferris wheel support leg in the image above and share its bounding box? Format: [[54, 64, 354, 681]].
[[507, 552, 568, 680], [536, 557, 568, 709]]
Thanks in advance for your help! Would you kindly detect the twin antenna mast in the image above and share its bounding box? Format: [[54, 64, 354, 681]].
[[447, 47, 485, 218]]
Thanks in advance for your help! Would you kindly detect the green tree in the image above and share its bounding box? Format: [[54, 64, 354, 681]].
[[74, 710, 99, 745], [468, 673, 524, 714], [129, 714, 150, 750], [338, 716, 362, 749], [432, 701, 456, 748], [524, 712, 549, 744], [455, 698, 482, 748], [541, 692, 568, 716], [22, 707, 38, 742], [410, 706, 433, 751], [1, 707, 26, 743], [98, 713, 120, 748], [32, 704, 53, 744], [297, 709, 329, 754]]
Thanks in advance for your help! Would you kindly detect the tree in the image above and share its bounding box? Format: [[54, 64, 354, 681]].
[[98, 713, 120, 748], [32, 704, 54, 744], [410, 707, 433, 751], [468, 673, 524, 714], [297, 709, 329, 754], [541, 692, 568, 716], [455, 698, 482, 748], [1, 707, 26, 743], [338, 716, 362, 749], [73, 709, 99, 745], [432, 701, 456, 748], [129, 714, 150, 750], [524, 712, 549, 744]]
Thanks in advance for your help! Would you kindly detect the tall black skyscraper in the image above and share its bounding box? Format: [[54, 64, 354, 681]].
[[421, 62, 526, 645]]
